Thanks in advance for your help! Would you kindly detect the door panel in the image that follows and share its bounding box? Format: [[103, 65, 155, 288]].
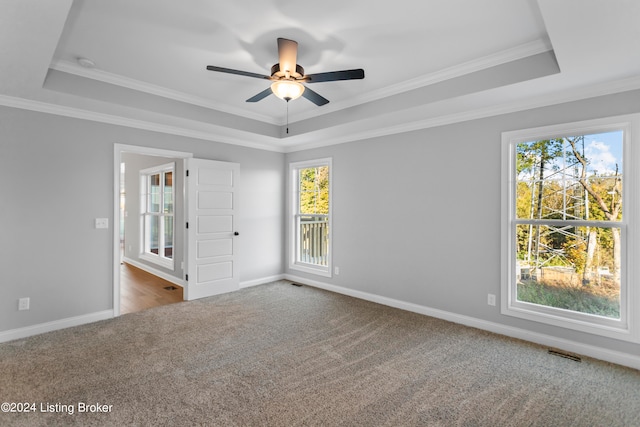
[[198, 191, 233, 209], [197, 239, 233, 258], [198, 215, 233, 233], [197, 262, 233, 282], [199, 168, 233, 186], [186, 158, 239, 300]]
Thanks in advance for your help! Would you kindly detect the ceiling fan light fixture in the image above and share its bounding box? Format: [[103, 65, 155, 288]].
[[270, 80, 305, 101]]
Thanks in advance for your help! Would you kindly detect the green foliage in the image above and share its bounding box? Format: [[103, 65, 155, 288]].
[[515, 182, 532, 219], [517, 280, 620, 319], [516, 139, 564, 175], [299, 166, 329, 215], [564, 236, 586, 275], [586, 176, 623, 221]]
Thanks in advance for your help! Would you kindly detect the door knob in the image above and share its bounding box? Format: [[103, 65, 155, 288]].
[[234, 232, 239, 236]]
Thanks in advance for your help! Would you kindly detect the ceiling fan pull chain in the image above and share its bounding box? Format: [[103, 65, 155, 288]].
[[286, 100, 289, 134]]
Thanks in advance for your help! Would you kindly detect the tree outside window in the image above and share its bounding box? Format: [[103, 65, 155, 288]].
[[502, 115, 640, 342], [515, 132, 623, 319], [290, 159, 332, 277]]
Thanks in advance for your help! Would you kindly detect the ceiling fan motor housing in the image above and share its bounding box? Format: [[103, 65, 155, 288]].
[[271, 63, 305, 80]]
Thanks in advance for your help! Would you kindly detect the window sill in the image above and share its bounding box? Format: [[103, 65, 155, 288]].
[[502, 300, 638, 343], [140, 253, 174, 271], [290, 262, 331, 278]]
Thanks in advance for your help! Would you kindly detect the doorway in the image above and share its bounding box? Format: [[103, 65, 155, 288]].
[[113, 144, 192, 316], [113, 144, 241, 315], [119, 262, 183, 314]]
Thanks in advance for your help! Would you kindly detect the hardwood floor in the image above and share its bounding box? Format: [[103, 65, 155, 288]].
[[120, 262, 183, 314]]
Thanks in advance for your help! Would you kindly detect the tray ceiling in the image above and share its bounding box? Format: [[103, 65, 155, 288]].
[[2, 0, 640, 152]]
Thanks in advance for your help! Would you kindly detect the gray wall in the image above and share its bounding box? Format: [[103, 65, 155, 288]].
[[2, 88, 639, 361], [0, 106, 284, 332], [285, 89, 640, 358]]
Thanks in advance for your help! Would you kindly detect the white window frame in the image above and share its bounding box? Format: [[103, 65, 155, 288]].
[[501, 114, 640, 343], [289, 158, 333, 277], [140, 162, 175, 270]]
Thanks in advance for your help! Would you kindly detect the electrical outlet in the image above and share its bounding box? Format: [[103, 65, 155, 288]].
[[95, 218, 109, 229], [487, 294, 496, 306], [18, 297, 30, 311], [334, 266, 340, 275]]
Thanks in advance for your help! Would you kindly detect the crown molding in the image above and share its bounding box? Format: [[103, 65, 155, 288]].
[[283, 74, 640, 153], [50, 60, 280, 126], [288, 38, 554, 123], [0, 94, 284, 152], [3, 74, 640, 155]]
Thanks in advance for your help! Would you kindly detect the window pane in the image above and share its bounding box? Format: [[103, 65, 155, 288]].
[[149, 174, 161, 213], [147, 215, 159, 255], [140, 164, 175, 269], [298, 215, 329, 266], [515, 224, 620, 319], [164, 172, 173, 214], [164, 216, 173, 259], [516, 132, 623, 221], [299, 166, 329, 215]]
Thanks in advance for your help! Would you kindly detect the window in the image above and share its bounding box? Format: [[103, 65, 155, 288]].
[[140, 163, 175, 269], [502, 115, 640, 342], [290, 158, 332, 277]]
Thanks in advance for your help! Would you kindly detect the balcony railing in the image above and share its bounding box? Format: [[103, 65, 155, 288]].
[[298, 215, 329, 266]]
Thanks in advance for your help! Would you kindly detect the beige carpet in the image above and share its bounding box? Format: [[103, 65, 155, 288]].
[[1, 281, 639, 426]]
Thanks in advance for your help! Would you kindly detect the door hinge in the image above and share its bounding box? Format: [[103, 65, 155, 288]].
[[185, 274, 189, 281], [186, 222, 189, 229], [186, 169, 189, 177]]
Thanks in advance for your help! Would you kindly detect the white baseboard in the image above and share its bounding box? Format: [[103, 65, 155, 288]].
[[4, 273, 638, 371], [122, 257, 184, 287], [240, 274, 285, 289], [285, 274, 640, 371], [0, 310, 114, 344], [0, 273, 284, 343]]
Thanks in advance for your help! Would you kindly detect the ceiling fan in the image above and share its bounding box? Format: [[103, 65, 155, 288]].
[[206, 38, 365, 106]]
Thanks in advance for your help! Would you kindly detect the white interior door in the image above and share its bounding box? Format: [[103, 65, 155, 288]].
[[185, 158, 240, 300]]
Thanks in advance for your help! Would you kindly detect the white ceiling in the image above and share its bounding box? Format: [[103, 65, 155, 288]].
[[2, 0, 640, 152]]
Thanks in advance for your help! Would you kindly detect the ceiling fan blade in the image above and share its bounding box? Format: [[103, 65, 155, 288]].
[[301, 86, 329, 106], [206, 65, 269, 80], [305, 68, 365, 83], [246, 87, 273, 103], [277, 38, 298, 75]]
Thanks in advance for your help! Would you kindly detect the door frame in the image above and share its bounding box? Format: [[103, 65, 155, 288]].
[[113, 144, 193, 316]]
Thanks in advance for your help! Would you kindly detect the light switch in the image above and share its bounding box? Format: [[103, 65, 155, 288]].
[[95, 218, 109, 229]]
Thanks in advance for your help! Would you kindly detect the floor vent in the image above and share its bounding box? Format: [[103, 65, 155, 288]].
[[291, 283, 303, 287], [548, 349, 582, 362], [164, 286, 178, 291]]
